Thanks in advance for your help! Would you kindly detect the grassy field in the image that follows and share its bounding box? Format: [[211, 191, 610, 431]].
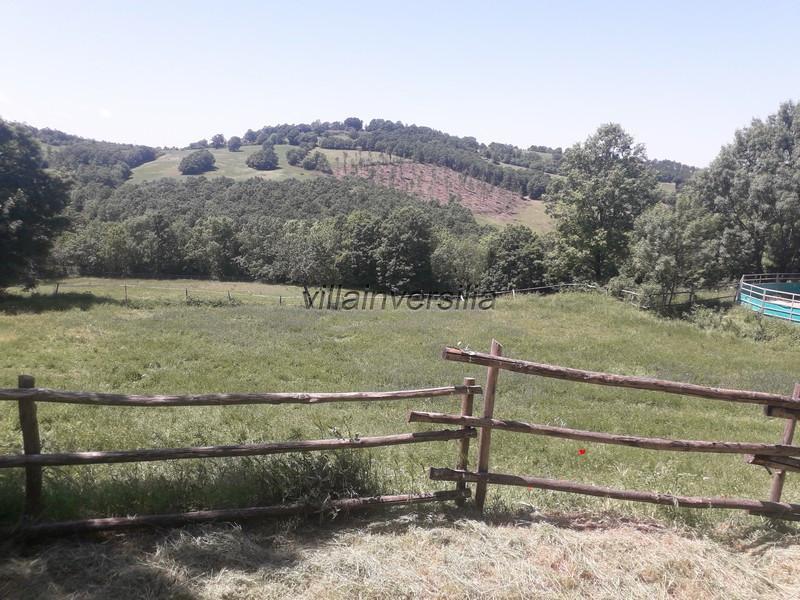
[[477, 198, 554, 232], [316, 147, 403, 169], [1, 278, 799, 528], [129, 145, 324, 183], [659, 181, 678, 196], [3, 278, 800, 598]]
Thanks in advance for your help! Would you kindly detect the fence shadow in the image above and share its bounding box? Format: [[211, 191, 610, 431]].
[[5, 502, 799, 600], [0, 292, 120, 315], [0, 451, 382, 534]]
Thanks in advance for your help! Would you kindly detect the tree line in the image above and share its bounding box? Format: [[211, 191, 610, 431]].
[[217, 118, 694, 198], [51, 176, 545, 291]]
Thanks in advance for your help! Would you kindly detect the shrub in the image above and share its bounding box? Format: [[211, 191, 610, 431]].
[[302, 151, 332, 174], [246, 146, 279, 171], [178, 149, 215, 175], [227, 136, 242, 152], [286, 146, 309, 166]]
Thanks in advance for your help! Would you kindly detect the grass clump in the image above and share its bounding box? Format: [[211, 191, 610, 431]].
[[687, 305, 800, 345], [0, 450, 381, 525]]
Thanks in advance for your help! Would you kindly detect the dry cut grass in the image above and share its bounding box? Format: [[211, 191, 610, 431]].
[[2, 509, 799, 599]]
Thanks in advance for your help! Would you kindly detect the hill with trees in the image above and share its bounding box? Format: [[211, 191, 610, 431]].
[[125, 117, 695, 230], [13, 104, 796, 305]]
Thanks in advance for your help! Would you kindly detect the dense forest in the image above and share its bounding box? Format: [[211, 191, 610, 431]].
[[52, 175, 548, 291]]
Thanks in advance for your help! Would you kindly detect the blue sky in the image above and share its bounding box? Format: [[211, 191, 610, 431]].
[[1, 0, 798, 166]]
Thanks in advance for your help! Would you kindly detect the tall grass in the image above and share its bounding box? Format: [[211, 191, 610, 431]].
[[1, 279, 799, 528]]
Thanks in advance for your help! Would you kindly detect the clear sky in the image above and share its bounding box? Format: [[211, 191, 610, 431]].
[[2, 0, 798, 166]]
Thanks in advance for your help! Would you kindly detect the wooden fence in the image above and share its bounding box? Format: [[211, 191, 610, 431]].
[[419, 342, 800, 519], [6, 342, 800, 537], [0, 376, 481, 536]]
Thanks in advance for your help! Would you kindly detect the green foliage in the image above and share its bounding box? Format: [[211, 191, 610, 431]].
[[687, 305, 800, 345], [241, 118, 558, 198], [374, 206, 435, 290], [243, 129, 258, 144], [177, 148, 215, 175], [0, 120, 70, 288], [649, 159, 697, 187], [623, 196, 722, 303], [210, 133, 225, 149], [480, 224, 545, 290], [691, 100, 800, 275], [52, 176, 501, 290], [246, 145, 279, 171], [301, 151, 332, 173], [430, 232, 487, 290], [286, 146, 309, 166], [545, 124, 659, 282], [227, 136, 242, 152], [344, 117, 363, 131]]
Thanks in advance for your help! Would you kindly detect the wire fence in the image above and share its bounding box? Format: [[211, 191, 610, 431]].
[[23, 277, 739, 311], [44, 280, 307, 306], [37, 279, 591, 308]]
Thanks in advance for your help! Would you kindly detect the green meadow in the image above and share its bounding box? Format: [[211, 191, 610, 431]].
[[1, 278, 798, 527], [129, 144, 324, 183]]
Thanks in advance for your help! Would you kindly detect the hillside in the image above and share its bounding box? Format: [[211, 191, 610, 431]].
[[129, 144, 555, 231], [130, 145, 323, 184], [20, 118, 694, 235], [324, 148, 553, 230]]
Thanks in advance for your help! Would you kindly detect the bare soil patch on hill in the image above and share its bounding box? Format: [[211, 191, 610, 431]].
[[332, 157, 531, 219]]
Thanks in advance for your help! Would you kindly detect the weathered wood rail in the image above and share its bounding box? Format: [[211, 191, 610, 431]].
[[409, 411, 800, 456], [428, 468, 800, 519], [0, 384, 481, 406], [1, 376, 481, 537], [18, 490, 470, 537], [443, 346, 800, 410], [436, 341, 800, 519]]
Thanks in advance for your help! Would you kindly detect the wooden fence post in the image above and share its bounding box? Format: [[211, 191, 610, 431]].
[[474, 340, 503, 512], [17, 374, 43, 519], [769, 383, 800, 502], [455, 376, 475, 506]]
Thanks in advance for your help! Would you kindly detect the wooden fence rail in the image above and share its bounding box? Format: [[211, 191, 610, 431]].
[[429, 468, 800, 519], [443, 346, 800, 411], [0, 429, 476, 468], [2, 376, 481, 537], [0, 384, 481, 407], [18, 490, 471, 537], [438, 341, 800, 519], [409, 411, 800, 456]]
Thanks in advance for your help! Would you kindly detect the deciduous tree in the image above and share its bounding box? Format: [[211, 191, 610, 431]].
[[544, 124, 659, 282], [227, 136, 242, 152], [211, 134, 225, 149], [178, 149, 215, 175], [692, 101, 800, 275], [0, 121, 70, 288]]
